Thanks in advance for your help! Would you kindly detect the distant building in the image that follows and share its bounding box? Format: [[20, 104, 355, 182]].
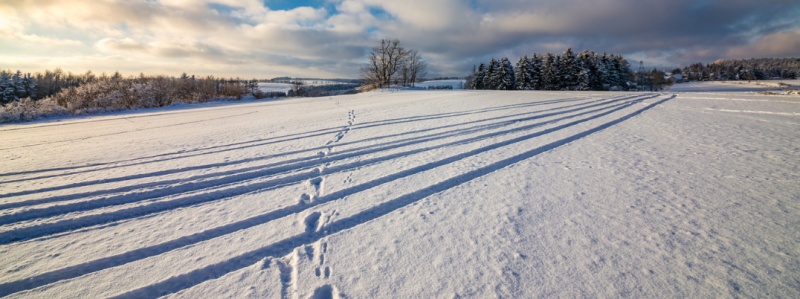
[[664, 73, 684, 84]]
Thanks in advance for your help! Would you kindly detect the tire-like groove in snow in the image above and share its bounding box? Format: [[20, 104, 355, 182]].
[[0, 95, 671, 297], [109, 95, 674, 299], [0, 95, 650, 243]]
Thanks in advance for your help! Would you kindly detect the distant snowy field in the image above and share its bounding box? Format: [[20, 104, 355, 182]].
[[415, 79, 466, 89], [259, 80, 346, 93], [1, 83, 799, 298], [258, 82, 293, 93]]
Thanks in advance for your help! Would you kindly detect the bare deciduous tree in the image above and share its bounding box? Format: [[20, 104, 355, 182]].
[[361, 38, 411, 89], [405, 50, 427, 87]]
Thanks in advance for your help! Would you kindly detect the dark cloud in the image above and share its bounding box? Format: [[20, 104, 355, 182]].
[[3, 0, 799, 77], [379, 0, 800, 74]]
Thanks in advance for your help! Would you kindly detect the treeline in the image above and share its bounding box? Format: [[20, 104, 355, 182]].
[[1, 70, 38, 104], [0, 69, 275, 105], [466, 48, 633, 91], [679, 58, 799, 81], [0, 70, 283, 123]]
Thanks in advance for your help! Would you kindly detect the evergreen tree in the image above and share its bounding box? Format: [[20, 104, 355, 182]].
[[475, 63, 487, 90], [530, 54, 543, 90], [602, 52, 619, 90], [486, 58, 500, 90], [559, 48, 579, 90], [576, 50, 594, 90], [615, 54, 631, 90], [514, 56, 532, 90], [497, 57, 515, 90], [606, 54, 622, 89], [542, 53, 559, 90], [1, 71, 17, 104], [13, 71, 25, 99], [591, 52, 606, 90]]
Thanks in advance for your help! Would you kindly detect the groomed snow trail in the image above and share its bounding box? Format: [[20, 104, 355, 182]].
[[1, 84, 799, 298]]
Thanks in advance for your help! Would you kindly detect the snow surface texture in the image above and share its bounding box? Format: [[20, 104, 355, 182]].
[[1, 82, 799, 298]]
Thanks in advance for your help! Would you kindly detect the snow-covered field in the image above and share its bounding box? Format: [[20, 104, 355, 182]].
[[415, 79, 466, 89], [259, 80, 349, 93], [681, 80, 800, 94], [1, 83, 799, 298], [258, 83, 294, 93]]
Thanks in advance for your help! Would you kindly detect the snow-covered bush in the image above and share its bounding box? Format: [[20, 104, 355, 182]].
[[0, 71, 278, 124], [0, 97, 68, 123]]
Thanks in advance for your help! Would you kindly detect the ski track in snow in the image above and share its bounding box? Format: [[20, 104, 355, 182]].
[[1, 83, 799, 298]]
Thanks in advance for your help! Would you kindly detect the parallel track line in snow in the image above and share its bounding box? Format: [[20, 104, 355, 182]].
[[109, 95, 675, 299], [0, 111, 260, 151], [0, 96, 592, 182], [0, 96, 649, 240], [0, 95, 671, 297], [0, 95, 630, 204], [0, 125, 345, 180]]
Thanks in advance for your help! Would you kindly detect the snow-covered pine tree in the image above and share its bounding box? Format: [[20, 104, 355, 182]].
[[615, 54, 631, 90], [576, 50, 593, 90], [497, 57, 515, 90], [542, 53, 558, 90], [594, 53, 608, 90], [515, 56, 532, 90], [554, 54, 562, 89], [475, 63, 487, 90], [530, 54, 543, 90], [486, 58, 500, 90], [14, 70, 34, 99], [559, 48, 579, 90], [604, 53, 620, 90], [1, 71, 17, 104]]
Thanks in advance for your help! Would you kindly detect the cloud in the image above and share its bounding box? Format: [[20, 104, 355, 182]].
[[2, 32, 82, 47], [725, 29, 800, 58], [2, 0, 800, 77], [96, 38, 147, 53]]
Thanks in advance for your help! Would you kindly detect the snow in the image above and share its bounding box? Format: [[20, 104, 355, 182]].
[[258, 83, 294, 93], [259, 80, 348, 93], [415, 79, 466, 89], [1, 83, 799, 298], [667, 80, 799, 94]]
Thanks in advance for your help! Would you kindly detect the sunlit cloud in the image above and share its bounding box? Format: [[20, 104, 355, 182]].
[[1, 0, 799, 78]]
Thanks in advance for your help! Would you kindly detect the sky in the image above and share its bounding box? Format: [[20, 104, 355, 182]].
[[1, 0, 799, 79]]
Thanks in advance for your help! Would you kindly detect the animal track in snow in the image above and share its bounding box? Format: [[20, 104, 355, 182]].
[[342, 174, 353, 184], [309, 284, 340, 299], [305, 212, 322, 235], [299, 177, 324, 205], [299, 193, 313, 205], [309, 177, 324, 195], [313, 241, 332, 280], [323, 108, 355, 149]]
